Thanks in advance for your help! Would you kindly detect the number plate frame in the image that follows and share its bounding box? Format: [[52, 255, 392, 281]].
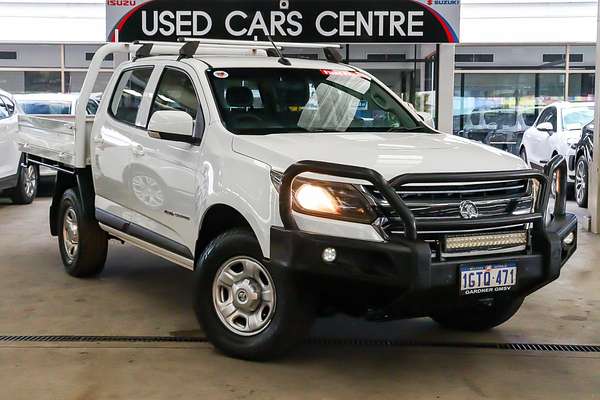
[[459, 262, 517, 296]]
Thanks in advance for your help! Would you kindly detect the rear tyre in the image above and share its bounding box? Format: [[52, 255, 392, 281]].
[[431, 297, 524, 331], [194, 228, 314, 361], [575, 157, 589, 208], [57, 189, 108, 278], [10, 164, 38, 205]]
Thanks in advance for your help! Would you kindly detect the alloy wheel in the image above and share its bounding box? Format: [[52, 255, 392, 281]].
[[576, 160, 588, 205], [24, 165, 37, 199]]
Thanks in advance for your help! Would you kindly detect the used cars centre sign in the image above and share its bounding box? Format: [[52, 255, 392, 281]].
[[106, 0, 460, 43]]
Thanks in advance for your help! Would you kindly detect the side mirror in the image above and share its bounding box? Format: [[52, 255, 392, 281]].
[[148, 110, 199, 145], [537, 121, 555, 134], [417, 111, 435, 128]]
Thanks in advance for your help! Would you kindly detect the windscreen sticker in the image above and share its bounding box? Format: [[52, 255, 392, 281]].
[[213, 70, 229, 79]]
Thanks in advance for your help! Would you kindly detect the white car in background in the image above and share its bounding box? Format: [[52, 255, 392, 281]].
[[520, 102, 594, 184], [0, 89, 39, 204], [15, 93, 100, 116]]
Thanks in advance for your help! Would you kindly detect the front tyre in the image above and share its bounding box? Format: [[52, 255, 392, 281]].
[[431, 297, 524, 331], [194, 228, 314, 360], [57, 189, 108, 278], [575, 157, 589, 208], [10, 164, 38, 205]]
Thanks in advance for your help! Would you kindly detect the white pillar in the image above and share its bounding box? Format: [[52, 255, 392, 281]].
[[590, 1, 600, 233], [437, 44, 455, 134]]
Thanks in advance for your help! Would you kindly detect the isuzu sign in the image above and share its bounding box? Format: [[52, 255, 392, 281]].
[[106, 0, 460, 43]]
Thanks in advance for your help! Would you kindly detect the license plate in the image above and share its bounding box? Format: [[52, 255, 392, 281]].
[[460, 262, 517, 295]]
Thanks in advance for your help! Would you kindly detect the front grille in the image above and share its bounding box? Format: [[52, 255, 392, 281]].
[[365, 179, 533, 224], [363, 179, 536, 260]]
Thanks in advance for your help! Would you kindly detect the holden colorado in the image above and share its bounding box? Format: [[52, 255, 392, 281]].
[[15, 39, 577, 360]]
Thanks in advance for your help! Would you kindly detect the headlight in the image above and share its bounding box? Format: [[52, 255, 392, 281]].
[[291, 178, 377, 224]]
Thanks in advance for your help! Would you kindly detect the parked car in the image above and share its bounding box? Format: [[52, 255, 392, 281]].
[[520, 102, 594, 186], [573, 121, 594, 207], [15, 93, 100, 116], [15, 40, 577, 360], [457, 107, 540, 155], [0, 89, 39, 204]]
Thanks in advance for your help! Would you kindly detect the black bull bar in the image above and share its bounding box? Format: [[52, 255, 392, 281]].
[[279, 155, 568, 237]]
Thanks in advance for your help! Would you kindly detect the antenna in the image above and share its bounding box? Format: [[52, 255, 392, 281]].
[[265, 35, 291, 66]]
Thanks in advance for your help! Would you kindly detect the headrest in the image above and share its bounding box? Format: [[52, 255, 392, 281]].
[[279, 81, 310, 107], [226, 86, 254, 108]]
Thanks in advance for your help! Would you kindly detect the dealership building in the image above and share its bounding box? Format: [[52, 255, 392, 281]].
[[0, 0, 596, 136]]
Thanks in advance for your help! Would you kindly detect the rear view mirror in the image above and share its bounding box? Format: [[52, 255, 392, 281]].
[[537, 122, 555, 133], [148, 110, 199, 145]]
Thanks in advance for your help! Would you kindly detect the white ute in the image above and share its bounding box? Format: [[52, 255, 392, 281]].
[[16, 40, 578, 360]]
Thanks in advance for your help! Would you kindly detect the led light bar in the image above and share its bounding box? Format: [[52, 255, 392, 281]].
[[445, 231, 528, 252]]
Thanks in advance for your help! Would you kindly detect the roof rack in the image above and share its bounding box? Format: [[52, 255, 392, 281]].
[[132, 38, 343, 62]]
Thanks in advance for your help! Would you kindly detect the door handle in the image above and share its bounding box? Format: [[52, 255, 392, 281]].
[[93, 135, 104, 145], [132, 144, 145, 157]]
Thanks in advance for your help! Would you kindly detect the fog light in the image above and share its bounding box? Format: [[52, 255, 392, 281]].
[[563, 232, 575, 246], [322, 247, 337, 263], [445, 231, 528, 252]]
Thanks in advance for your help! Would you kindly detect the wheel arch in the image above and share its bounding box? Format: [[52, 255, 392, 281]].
[[50, 167, 96, 236], [195, 203, 265, 264]]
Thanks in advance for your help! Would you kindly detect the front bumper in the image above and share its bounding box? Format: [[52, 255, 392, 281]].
[[271, 214, 577, 308], [272, 157, 576, 316]]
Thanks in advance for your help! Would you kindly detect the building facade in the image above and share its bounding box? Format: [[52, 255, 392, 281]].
[[0, 0, 596, 141]]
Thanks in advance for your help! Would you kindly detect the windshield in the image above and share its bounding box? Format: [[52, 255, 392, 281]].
[[19, 101, 72, 115], [562, 106, 594, 130], [207, 68, 424, 135]]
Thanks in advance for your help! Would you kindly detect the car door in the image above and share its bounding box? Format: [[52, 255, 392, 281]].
[[0, 95, 20, 180], [539, 106, 559, 164], [92, 66, 155, 219], [528, 106, 557, 167], [548, 107, 567, 158], [125, 63, 205, 251]]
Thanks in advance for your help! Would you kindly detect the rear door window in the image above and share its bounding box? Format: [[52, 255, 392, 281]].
[[110, 67, 154, 127]]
